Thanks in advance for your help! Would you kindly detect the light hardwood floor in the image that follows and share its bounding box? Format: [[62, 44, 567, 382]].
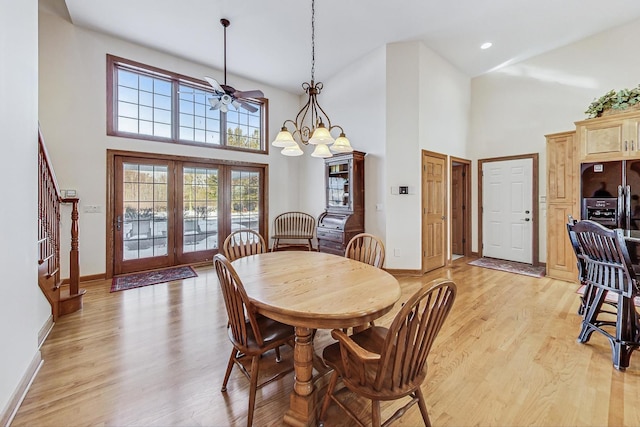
[[11, 257, 640, 426]]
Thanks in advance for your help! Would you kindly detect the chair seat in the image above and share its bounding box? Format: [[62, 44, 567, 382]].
[[230, 316, 295, 355]]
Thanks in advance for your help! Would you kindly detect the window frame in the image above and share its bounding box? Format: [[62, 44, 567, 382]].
[[106, 54, 269, 154]]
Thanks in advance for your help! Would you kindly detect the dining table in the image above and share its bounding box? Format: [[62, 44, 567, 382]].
[[231, 250, 401, 427]]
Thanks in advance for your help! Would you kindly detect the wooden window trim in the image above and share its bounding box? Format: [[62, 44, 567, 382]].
[[106, 54, 269, 154]]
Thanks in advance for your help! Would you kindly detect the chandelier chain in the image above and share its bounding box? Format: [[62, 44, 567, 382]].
[[311, 0, 315, 81]]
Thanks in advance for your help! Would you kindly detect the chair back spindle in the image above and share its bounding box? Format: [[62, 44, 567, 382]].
[[222, 229, 267, 262], [345, 233, 385, 268]]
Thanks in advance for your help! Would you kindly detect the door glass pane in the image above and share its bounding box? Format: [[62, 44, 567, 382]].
[[123, 163, 168, 260], [183, 167, 219, 253], [231, 170, 260, 234]]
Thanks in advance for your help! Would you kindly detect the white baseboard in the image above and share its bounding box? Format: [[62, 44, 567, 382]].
[[0, 351, 43, 427], [38, 315, 54, 349]]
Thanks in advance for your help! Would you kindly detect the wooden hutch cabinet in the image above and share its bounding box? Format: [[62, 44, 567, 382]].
[[317, 151, 365, 255]]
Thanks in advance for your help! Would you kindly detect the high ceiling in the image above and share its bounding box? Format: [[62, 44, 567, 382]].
[[61, 0, 640, 94]]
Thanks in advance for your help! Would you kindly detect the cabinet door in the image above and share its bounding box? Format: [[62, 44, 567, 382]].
[[546, 204, 578, 282], [547, 132, 575, 204], [577, 114, 640, 161], [579, 120, 625, 160]]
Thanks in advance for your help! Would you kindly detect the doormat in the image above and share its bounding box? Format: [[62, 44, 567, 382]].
[[576, 285, 640, 307], [468, 257, 546, 278], [111, 266, 198, 292]]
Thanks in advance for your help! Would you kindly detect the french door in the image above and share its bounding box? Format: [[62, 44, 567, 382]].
[[111, 153, 265, 275]]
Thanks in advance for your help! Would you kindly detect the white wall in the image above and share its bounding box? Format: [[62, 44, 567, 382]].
[[0, 0, 50, 419], [469, 17, 640, 259], [384, 42, 470, 270], [38, 9, 302, 277], [385, 42, 422, 269]]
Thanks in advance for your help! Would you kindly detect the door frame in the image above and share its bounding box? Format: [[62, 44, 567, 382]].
[[477, 153, 539, 265], [106, 149, 269, 279], [450, 157, 472, 260]]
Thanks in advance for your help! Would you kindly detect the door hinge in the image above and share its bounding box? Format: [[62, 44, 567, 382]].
[[462, 205, 465, 210]]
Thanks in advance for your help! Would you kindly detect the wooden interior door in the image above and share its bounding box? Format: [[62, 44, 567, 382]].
[[114, 157, 175, 274], [422, 151, 447, 272]]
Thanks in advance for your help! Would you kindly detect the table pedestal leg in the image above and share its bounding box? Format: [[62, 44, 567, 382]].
[[284, 326, 316, 427]]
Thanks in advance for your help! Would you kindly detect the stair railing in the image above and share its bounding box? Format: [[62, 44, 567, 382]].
[[38, 127, 83, 320]]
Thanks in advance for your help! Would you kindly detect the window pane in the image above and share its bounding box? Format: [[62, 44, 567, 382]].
[[227, 106, 261, 149], [118, 101, 138, 119], [182, 167, 219, 253], [230, 170, 260, 234], [154, 123, 171, 138], [122, 163, 169, 261], [115, 65, 173, 138], [118, 70, 138, 89]]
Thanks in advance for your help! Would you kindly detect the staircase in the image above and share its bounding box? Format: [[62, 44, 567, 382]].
[[38, 127, 85, 320]]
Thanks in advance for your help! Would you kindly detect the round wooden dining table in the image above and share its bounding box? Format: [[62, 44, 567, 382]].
[[232, 251, 401, 427]]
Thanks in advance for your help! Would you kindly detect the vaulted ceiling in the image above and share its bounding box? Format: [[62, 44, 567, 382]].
[[61, 0, 640, 94]]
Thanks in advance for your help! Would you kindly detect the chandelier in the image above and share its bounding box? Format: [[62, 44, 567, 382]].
[[271, 0, 353, 158]]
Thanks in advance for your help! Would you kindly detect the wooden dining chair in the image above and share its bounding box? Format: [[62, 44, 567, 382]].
[[271, 211, 315, 251], [319, 278, 457, 427], [345, 233, 385, 268], [571, 219, 640, 370], [213, 254, 295, 426], [222, 229, 267, 262], [567, 215, 592, 315]]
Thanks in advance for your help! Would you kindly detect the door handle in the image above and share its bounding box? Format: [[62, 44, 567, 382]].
[[625, 140, 629, 151], [116, 215, 123, 231], [522, 218, 531, 222]]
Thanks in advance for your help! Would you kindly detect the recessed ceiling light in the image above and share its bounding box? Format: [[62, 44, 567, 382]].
[[481, 42, 493, 50]]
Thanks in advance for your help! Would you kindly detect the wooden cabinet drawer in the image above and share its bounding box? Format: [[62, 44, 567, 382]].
[[318, 239, 345, 255], [317, 228, 343, 243]]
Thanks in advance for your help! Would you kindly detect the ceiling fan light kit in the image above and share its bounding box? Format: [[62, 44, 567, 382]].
[[271, 0, 353, 158], [204, 19, 264, 114]]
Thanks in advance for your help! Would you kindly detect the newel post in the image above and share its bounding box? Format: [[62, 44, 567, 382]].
[[64, 197, 80, 295]]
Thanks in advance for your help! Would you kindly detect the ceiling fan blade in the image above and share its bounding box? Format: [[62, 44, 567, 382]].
[[204, 76, 225, 94], [208, 97, 222, 110], [238, 100, 259, 113], [233, 89, 264, 99]]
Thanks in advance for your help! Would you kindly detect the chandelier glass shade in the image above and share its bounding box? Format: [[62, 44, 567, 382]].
[[271, 0, 353, 158]]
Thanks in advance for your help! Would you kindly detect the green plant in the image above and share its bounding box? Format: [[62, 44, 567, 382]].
[[585, 85, 640, 118]]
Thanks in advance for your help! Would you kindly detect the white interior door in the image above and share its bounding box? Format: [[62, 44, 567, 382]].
[[482, 158, 533, 263]]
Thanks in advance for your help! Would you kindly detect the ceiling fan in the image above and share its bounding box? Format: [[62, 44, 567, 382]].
[[205, 18, 264, 113]]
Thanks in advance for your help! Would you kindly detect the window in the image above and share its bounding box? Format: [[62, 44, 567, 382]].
[[107, 55, 267, 153]]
